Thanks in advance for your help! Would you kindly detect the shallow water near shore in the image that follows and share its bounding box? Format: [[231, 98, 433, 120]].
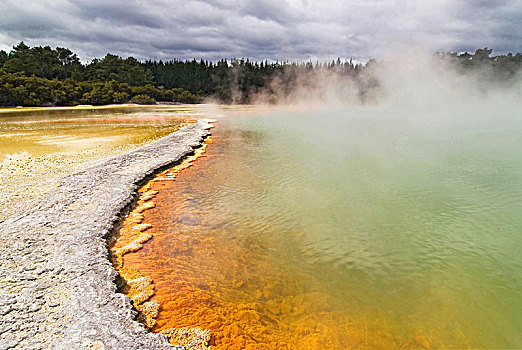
[[0, 105, 212, 221], [0, 105, 208, 158], [126, 101, 522, 348]]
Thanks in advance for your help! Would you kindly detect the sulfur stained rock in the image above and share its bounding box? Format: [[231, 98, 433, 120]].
[[137, 300, 160, 328], [108, 133, 216, 348], [134, 201, 156, 213], [133, 223, 152, 232], [128, 212, 144, 223], [140, 190, 159, 202], [111, 198, 155, 270], [159, 326, 212, 350], [127, 276, 155, 305]]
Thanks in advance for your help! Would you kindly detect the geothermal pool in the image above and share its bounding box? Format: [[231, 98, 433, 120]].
[[126, 102, 521, 348], [0, 105, 207, 158], [0, 105, 206, 221]]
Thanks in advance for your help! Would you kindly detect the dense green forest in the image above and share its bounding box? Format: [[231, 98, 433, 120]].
[[0, 42, 520, 107]]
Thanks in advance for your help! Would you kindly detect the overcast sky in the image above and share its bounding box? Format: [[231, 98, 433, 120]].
[[0, 0, 521, 63]]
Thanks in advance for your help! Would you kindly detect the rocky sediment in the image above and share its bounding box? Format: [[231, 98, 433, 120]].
[[0, 120, 214, 350]]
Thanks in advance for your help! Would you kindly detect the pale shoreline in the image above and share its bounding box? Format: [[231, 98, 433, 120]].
[[0, 120, 214, 349], [0, 103, 200, 113]]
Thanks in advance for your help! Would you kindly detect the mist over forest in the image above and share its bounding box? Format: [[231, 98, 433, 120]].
[[0, 42, 520, 107]]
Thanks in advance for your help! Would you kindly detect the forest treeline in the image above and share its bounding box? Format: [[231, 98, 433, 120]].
[[433, 48, 522, 86], [0, 42, 520, 107]]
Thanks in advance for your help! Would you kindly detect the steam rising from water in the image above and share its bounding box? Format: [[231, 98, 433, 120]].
[[111, 55, 522, 348], [236, 53, 522, 112], [125, 89, 522, 348]]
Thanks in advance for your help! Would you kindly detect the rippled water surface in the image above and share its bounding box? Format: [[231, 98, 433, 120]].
[[126, 102, 522, 349]]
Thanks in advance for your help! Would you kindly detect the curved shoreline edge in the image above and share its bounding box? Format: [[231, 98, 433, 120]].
[[0, 120, 214, 349]]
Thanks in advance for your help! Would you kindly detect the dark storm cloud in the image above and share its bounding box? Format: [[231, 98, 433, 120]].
[[238, 0, 297, 25], [0, 0, 521, 62], [448, 0, 522, 54], [72, 1, 165, 29]]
